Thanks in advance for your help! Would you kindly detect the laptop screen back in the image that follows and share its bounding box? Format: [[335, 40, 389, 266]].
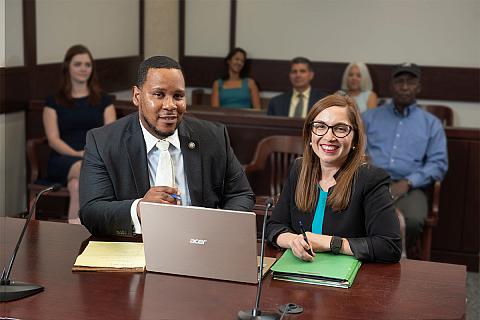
[[140, 202, 258, 284]]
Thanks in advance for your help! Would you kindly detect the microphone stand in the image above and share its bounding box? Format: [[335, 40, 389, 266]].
[[1, 184, 61, 302], [238, 198, 280, 320]]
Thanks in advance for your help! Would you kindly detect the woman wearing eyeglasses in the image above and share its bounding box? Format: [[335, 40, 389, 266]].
[[265, 93, 401, 263]]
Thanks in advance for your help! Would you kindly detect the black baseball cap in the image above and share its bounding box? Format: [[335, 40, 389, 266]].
[[392, 63, 421, 79]]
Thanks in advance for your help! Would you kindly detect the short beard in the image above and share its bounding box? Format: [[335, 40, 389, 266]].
[[142, 113, 176, 139]]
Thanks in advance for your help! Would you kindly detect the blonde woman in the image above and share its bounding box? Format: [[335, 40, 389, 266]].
[[341, 62, 378, 112]]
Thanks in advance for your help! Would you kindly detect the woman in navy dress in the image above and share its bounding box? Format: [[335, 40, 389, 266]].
[[43, 44, 116, 224], [211, 48, 261, 109]]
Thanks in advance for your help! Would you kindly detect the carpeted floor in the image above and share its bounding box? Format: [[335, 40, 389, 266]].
[[467, 271, 479, 320]]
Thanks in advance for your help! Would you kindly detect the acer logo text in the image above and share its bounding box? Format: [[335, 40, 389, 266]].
[[189, 238, 208, 245]]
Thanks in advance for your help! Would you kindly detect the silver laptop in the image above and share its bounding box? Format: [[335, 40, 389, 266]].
[[140, 202, 259, 284]]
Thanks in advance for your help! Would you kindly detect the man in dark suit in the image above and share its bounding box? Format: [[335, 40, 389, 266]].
[[267, 57, 326, 117], [79, 56, 255, 237]]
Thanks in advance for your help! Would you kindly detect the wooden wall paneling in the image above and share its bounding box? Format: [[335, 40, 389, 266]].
[[23, 0, 36, 67], [3, 67, 30, 113], [179, 0, 185, 60], [421, 66, 480, 102], [0, 68, 5, 113], [431, 129, 479, 271], [29, 56, 141, 100], [432, 139, 469, 252], [187, 112, 303, 164], [95, 56, 141, 93], [30, 63, 61, 100], [229, 0, 237, 51], [461, 141, 479, 253], [180, 56, 480, 102], [248, 59, 298, 93], [431, 250, 478, 272], [181, 56, 224, 89]]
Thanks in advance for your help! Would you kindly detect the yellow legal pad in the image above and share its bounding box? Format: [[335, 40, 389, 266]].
[[72, 241, 146, 272]]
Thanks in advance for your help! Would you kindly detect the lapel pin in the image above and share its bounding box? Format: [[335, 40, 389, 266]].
[[188, 142, 196, 150]]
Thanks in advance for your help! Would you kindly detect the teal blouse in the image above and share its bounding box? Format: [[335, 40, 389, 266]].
[[218, 78, 252, 108], [312, 187, 328, 234]]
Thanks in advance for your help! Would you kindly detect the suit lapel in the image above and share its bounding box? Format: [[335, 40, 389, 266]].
[[124, 114, 150, 198], [308, 89, 317, 111], [283, 90, 293, 115], [178, 119, 203, 205]]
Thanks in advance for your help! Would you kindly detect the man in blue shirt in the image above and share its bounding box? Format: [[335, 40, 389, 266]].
[[362, 63, 448, 251]]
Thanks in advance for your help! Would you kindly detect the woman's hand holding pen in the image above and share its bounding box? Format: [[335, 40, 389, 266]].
[[280, 232, 341, 261], [288, 233, 316, 262]]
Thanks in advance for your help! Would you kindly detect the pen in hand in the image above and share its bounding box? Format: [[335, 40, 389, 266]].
[[298, 221, 315, 257], [170, 193, 181, 205]]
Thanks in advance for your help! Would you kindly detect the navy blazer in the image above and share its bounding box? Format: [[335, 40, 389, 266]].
[[79, 113, 255, 237], [267, 88, 327, 116], [266, 159, 401, 263]]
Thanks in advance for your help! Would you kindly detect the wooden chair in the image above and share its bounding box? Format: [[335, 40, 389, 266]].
[[420, 105, 454, 126], [420, 180, 441, 260], [400, 180, 441, 261], [191, 89, 211, 106], [26, 137, 70, 220], [244, 135, 303, 198]]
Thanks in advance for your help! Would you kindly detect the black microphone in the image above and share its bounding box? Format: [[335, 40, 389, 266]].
[[0, 183, 62, 302], [238, 197, 280, 320]]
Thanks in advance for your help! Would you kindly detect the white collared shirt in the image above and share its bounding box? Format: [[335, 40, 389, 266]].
[[288, 86, 311, 118], [130, 119, 191, 234]]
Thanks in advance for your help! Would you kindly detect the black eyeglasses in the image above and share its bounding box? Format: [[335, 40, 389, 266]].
[[310, 121, 353, 138]]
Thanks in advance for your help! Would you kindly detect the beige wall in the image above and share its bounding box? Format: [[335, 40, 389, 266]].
[[36, 0, 139, 64], [144, 0, 179, 60], [1, 0, 26, 216], [5, 0, 24, 67], [184, 0, 230, 57], [0, 112, 26, 216], [182, 0, 480, 67], [235, 0, 480, 67], [0, 0, 5, 67]]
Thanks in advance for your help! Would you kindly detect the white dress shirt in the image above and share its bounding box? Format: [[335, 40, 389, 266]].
[[288, 86, 311, 118], [130, 119, 191, 234]]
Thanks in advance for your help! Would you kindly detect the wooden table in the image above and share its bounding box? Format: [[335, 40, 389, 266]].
[[1, 218, 466, 320]]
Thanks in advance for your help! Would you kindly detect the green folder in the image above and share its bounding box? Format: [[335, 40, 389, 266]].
[[271, 249, 362, 288]]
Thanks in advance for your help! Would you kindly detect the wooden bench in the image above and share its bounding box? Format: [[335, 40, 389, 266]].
[[191, 88, 271, 110]]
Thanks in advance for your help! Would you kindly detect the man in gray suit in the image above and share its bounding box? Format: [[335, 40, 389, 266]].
[[79, 56, 255, 237]]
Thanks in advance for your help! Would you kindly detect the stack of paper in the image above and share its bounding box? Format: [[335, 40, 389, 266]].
[[73, 241, 146, 272], [271, 249, 361, 288]]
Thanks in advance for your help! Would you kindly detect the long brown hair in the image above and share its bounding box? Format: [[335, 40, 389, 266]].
[[295, 93, 366, 213], [222, 47, 249, 80], [56, 44, 101, 106]]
